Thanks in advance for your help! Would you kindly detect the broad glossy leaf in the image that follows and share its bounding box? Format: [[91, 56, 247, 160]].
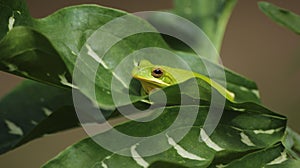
[[31, 5, 129, 73], [0, 27, 71, 88], [30, 5, 173, 111], [0, 3, 291, 168], [259, 2, 300, 35], [0, 0, 259, 110], [213, 143, 300, 168], [0, 80, 113, 154], [0, 0, 169, 110], [150, 144, 300, 167], [0, 80, 74, 154], [43, 103, 286, 167]]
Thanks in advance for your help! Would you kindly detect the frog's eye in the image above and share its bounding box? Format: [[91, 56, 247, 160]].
[[152, 68, 163, 78]]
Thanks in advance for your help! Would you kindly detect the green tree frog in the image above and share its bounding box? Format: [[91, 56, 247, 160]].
[[131, 60, 235, 102]]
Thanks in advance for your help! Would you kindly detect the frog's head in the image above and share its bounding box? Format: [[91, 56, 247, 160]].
[[132, 60, 176, 93]]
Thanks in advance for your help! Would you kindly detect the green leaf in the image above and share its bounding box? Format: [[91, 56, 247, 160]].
[[0, 0, 32, 39], [282, 127, 300, 159], [0, 1, 170, 110], [148, 0, 237, 62], [0, 3, 289, 168], [175, 0, 237, 53], [42, 104, 286, 167], [215, 143, 300, 168], [0, 80, 113, 154], [31, 5, 129, 73], [258, 2, 300, 34], [78, 32, 169, 109], [0, 80, 74, 154], [0, 0, 259, 110], [0, 26, 71, 88]]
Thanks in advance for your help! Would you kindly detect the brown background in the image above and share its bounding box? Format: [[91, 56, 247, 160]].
[[0, 0, 299, 167]]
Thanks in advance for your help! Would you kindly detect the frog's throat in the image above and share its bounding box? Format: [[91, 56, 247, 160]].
[[140, 82, 163, 93], [135, 78, 170, 93]]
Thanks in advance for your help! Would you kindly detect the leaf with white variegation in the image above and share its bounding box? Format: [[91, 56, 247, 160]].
[[43, 103, 286, 167], [0, 80, 74, 154], [0, 2, 260, 110], [0, 80, 113, 154], [212, 144, 300, 168]]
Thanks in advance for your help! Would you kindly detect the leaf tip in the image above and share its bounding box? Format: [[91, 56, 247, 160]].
[[257, 1, 270, 11]]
